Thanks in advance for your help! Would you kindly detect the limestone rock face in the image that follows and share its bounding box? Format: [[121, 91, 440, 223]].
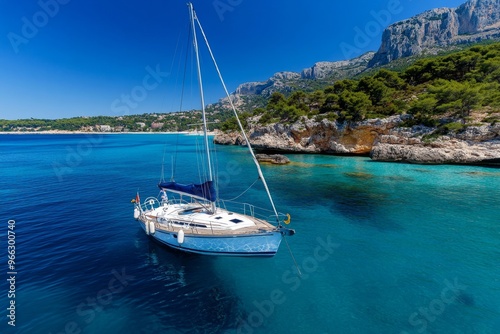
[[370, 123, 500, 164], [215, 115, 409, 154], [371, 140, 500, 164], [234, 72, 301, 96], [456, 0, 500, 34], [369, 0, 500, 67], [214, 119, 500, 165], [300, 53, 375, 80], [212, 131, 246, 146]]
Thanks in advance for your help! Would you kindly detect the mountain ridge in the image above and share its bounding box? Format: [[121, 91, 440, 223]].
[[369, 0, 500, 67], [212, 52, 375, 112], [212, 0, 500, 112]]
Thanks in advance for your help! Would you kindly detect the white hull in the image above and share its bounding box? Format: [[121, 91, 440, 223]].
[[135, 200, 289, 257], [138, 220, 282, 256]]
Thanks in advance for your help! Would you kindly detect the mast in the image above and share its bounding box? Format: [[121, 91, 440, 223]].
[[188, 3, 216, 213], [194, 15, 281, 224]]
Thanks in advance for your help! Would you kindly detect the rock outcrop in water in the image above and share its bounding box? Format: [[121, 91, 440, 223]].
[[255, 154, 290, 165], [371, 125, 500, 164], [369, 0, 500, 67], [214, 117, 500, 165]]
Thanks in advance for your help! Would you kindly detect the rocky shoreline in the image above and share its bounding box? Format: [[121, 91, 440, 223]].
[[214, 116, 500, 166]]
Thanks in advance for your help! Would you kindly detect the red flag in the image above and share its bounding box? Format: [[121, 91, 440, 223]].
[[135, 193, 140, 204]]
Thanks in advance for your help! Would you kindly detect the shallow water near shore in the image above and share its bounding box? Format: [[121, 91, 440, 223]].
[[1, 134, 499, 333]]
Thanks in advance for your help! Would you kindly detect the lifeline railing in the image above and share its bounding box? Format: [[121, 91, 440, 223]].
[[137, 192, 287, 233]]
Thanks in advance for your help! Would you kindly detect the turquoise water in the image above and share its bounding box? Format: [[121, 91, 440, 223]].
[[0, 134, 499, 333]]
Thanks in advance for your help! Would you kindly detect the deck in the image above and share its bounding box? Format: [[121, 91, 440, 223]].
[[140, 203, 279, 237]]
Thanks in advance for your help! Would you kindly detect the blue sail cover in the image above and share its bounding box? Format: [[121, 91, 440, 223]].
[[158, 181, 216, 202]]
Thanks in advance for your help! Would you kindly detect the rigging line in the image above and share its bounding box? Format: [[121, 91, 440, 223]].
[[170, 156, 174, 182], [194, 16, 281, 223], [160, 143, 168, 183], [178, 20, 192, 113], [223, 177, 260, 202], [172, 20, 193, 181], [283, 236, 302, 277], [168, 22, 185, 107], [211, 125, 219, 201], [213, 139, 219, 200], [196, 131, 209, 185]]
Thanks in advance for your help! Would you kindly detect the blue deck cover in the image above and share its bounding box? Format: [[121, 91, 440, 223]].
[[158, 181, 216, 202]]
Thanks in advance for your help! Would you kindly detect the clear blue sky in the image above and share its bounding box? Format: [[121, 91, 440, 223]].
[[0, 0, 466, 120]]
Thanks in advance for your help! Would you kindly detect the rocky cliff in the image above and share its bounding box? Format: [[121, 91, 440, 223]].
[[213, 0, 500, 112], [214, 117, 500, 165], [369, 0, 500, 67]]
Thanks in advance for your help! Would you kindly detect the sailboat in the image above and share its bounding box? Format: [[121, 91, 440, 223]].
[[133, 3, 295, 257]]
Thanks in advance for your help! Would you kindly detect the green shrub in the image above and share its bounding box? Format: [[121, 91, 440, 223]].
[[443, 122, 465, 132]]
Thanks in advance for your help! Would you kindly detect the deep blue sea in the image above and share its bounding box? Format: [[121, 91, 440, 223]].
[[1, 134, 499, 334]]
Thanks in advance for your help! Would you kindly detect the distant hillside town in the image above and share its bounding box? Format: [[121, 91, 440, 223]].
[[0, 108, 232, 133]]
